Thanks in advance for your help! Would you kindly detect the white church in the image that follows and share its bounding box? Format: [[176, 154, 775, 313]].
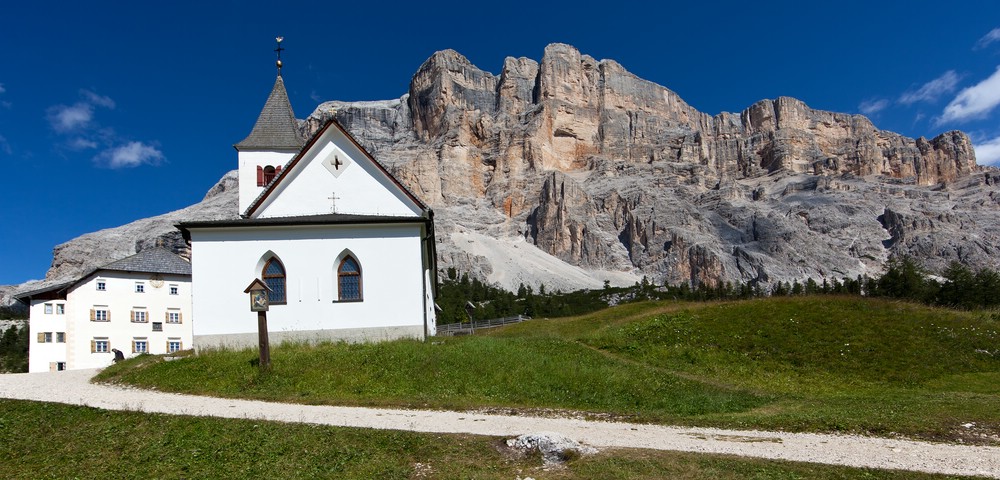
[[178, 56, 438, 349]]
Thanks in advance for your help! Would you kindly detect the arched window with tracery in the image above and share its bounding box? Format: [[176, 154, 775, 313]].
[[337, 256, 362, 301], [262, 257, 287, 304]]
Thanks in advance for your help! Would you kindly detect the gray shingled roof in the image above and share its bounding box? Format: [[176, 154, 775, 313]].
[[14, 248, 190, 302], [100, 247, 191, 276], [13, 280, 75, 301], [234, 75, 306, 150]]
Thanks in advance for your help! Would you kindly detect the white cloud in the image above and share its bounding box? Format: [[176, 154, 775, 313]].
[[80, 89, 115, 109], [974, 135, 1000, 165], [95, 141, 164, 169], [0, 135, 11, 155], [47, 103, 94, 132], [975, 28, 1000, 50], [0, 83, 5, 94], [899, 71, 959, 105], [859, 98, 889, 115], [310, 90, 322, 103], [938, 66, 1000, 124], [46, 90, 116, 133], [68, 137, 98, 150]]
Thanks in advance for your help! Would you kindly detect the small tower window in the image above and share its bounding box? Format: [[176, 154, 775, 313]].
[[256, 165, 283, 186]]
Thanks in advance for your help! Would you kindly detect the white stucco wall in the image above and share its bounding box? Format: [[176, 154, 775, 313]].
[[27, 299, 68, 373], [254, 128, 422, 219], [238, 149, 297, 214], [189, 222, 433, 348], [27, 272, 193, 372]]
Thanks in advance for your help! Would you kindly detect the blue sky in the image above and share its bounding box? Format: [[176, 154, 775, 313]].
[[3, 1, 1000, 285]]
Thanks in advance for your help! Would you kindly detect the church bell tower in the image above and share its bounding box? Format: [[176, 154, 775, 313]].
[[234, 37, 305, 215]]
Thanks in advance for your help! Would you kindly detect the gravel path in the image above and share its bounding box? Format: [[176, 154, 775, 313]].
[[1, 369, 998, 478]]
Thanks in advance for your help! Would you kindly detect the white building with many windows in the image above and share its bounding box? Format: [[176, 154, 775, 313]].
[[15, 248, 192, 372], [178, 69, 437, 350]]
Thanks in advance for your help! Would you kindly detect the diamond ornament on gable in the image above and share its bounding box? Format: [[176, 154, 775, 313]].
[[323, 148, 351, 177]]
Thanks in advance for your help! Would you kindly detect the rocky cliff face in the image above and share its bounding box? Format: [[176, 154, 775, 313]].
[[13, 43, 998, 295]]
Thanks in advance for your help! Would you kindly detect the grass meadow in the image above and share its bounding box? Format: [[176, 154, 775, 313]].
[[95, 296, 1000, 444], [7, 296, 998, 478], [0, 399, 975, 479]]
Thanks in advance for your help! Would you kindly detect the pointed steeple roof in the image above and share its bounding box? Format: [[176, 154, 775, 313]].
[[235, 75, 305, 151]]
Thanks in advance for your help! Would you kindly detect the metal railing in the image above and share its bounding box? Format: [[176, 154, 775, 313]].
[[435, 315, 530, 336]]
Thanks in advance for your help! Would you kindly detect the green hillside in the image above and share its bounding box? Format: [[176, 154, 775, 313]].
[[98, 296, 1000, 444]]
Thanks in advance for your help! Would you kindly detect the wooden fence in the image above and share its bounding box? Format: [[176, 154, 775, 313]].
[[435, 315, 531, 336]]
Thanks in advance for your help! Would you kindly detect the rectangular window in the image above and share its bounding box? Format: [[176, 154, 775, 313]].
[[55, 304, 65, 315], [152, 322, 163, 332], [132, 339, 147, 354], [167, 339, 182, 353], [92, 307, 110, 322], [56, 362, 66, 371], [93, 338, 109, 353], [135, 282, 145, 293], [166, 310, 181, 324], [131, 309, 147, 323], [96, 280, 106, 291], [56, 332, 65, 343], [43, 332, 53, 343], [44, 303, 53, 314], [169, 284, 178, 295]]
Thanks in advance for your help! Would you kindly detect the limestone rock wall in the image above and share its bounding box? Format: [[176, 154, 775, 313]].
[[15, 43, 997, 295]]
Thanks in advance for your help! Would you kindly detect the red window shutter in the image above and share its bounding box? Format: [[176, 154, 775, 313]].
[[275, 165, 282, 176], [256, 165, 264, 186]]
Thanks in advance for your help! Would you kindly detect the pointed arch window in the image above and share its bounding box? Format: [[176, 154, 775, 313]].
[[262, 258, 287, 304], [338, 256, 362, 301]]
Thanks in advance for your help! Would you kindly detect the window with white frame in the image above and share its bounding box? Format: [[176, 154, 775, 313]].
[[166, 309, 181, 324], [56, 332, 65, 343], [44, 303, 53, 314], [167, 339, 182, 353], [135, 282, 145, 293], [91, 307, 110, 322], [92, 338, 109, 353], [169, 284, 178, 295], [55, 304, 65, 315], [96, 280, 106, 291], [131, 309, 147, 323], [132, 338, 148, 354]]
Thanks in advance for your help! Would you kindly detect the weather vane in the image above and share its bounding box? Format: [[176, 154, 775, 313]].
[[275, 36, 285, 76]]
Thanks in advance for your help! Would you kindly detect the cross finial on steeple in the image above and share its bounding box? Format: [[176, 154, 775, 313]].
[[275, 36, 285, 76]]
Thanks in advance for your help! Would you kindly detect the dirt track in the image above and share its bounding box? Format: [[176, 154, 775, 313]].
[[1, 369, 997, 478]]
